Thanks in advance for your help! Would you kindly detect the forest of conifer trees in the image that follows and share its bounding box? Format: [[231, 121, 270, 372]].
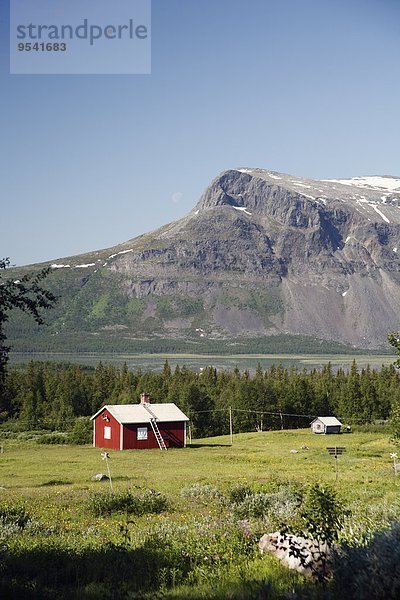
[[0, 360, 399, 439]]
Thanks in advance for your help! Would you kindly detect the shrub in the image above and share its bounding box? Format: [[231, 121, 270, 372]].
[[36, 432, 69, 445], [233, 488, 301, 525], [226, 483, 252, 504], [300, 483, 345, 544], [0, 504, 30, 528], [0, 431, 17, 439], [87, 488, 168, 517], [69, 417, 92, 445], [17, 430, 52, 440], [333, 522, 400, 599], [234, 492, 272, 519], [180, 483, 222, 502], [352, 422, 391, 434], [390, 401, 400, 441]]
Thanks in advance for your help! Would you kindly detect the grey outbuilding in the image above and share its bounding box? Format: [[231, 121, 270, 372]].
[[310, 416, 342, 434]]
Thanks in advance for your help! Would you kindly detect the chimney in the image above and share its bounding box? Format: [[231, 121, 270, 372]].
[[140, 392, 151, 405]]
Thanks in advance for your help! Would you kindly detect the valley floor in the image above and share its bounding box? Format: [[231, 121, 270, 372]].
[[8, 351, 394, 373], [0, 429, 399, 598]]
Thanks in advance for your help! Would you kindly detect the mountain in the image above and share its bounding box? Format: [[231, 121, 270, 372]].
[[7, 168, 400, 353]]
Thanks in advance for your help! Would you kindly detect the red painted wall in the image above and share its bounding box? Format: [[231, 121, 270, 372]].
[[122, 421, 185, 450], [94, 409, 121, 450]]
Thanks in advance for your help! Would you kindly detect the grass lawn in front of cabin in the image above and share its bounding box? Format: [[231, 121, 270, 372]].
[[0, 428, 399, 599]]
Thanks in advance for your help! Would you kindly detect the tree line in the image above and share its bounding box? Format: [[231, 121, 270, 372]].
[[2, 256, 400, 440], [1, 360, 399, 437]]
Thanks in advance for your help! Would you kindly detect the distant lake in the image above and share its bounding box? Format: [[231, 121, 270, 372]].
[[8, 352, 395, 373]]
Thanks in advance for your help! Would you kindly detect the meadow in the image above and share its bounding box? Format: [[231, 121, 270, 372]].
[[0, 429, 399, 599]]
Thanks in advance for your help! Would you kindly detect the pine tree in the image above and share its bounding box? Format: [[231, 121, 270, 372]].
[[0, 258, 56, 394]]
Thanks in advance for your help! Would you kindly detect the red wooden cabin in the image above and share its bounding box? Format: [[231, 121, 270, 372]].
[[91, 393, 189, 450]]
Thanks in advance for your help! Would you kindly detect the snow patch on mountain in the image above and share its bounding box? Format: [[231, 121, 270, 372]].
[[371, 205, 390, 223], [325, 176, 400, 193], [233, 206, 252, 216], [75, 263, 96, 268]]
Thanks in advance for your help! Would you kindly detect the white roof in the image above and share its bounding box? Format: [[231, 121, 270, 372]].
[[91, 403, 189, 424], [311, 416, 342, 426]]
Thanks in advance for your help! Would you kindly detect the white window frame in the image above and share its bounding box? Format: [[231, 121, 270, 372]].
[[137, 426, 148, 440], [104, 426, 111, 440]]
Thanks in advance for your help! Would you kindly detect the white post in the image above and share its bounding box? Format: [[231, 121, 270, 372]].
[[101, 452, 113, 492], [106, 456, 113, 492], [390, 452, 398, 476], [229, 407, 233, 446], [335, 451, 339, 482]]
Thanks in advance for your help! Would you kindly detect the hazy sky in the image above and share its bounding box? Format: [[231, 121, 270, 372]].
[[1, 0, 400, 266]]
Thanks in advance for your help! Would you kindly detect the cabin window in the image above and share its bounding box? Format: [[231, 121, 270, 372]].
[[137, 427, 148, 440], [104, 426, 111, 440]]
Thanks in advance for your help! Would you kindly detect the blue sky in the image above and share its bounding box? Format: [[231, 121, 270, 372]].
[[1, 0, 400, 266]]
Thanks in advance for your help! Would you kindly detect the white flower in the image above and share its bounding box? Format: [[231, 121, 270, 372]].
[[390, 452, 398, 460]]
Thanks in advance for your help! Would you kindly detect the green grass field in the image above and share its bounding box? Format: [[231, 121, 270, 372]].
[[1, 429, 397, 499], [0, 429, 399, 599]]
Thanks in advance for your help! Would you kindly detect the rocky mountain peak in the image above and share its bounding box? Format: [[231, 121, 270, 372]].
[[8, 167, 400, 351], [194, 168, 400, 226]]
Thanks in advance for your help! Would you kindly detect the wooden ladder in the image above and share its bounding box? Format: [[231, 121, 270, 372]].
[[149, 418, 167, 450], [143, 404, 167, 450]]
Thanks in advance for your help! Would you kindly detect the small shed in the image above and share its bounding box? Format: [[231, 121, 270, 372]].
[[91, 393, 189, 450], [310, 416, 342, 435]]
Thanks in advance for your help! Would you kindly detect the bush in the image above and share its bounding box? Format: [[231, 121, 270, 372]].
[[36, 432, 69, 445], [87, 488, 168, 517], [17, 430, 52, 440], [300, 483, 345, 544], [391, 401, 400, 441], [352, 422, 391, 434], [0, 431, 17, 439], [0, 504, 31, 531], [333, 522, 400, 599], [180, 483, 222, 502], [226, 483, 252, 504], [233, 488, 301, 525], [69, 417, 92, 445], [234, 492, 272, 519]]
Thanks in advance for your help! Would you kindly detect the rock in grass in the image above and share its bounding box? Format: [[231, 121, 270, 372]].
[[259, 532, 333, 579], [92, 473, 109, 481]]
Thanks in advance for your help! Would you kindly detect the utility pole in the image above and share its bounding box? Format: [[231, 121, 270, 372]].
[[229, 406, 233, 446]]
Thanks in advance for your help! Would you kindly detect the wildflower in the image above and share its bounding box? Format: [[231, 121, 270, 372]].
[[238, 519, 251, 537]]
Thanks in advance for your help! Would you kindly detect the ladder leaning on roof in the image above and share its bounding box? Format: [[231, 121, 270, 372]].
[[149, 418, 167, 450], [142, 403, 167, 450]]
